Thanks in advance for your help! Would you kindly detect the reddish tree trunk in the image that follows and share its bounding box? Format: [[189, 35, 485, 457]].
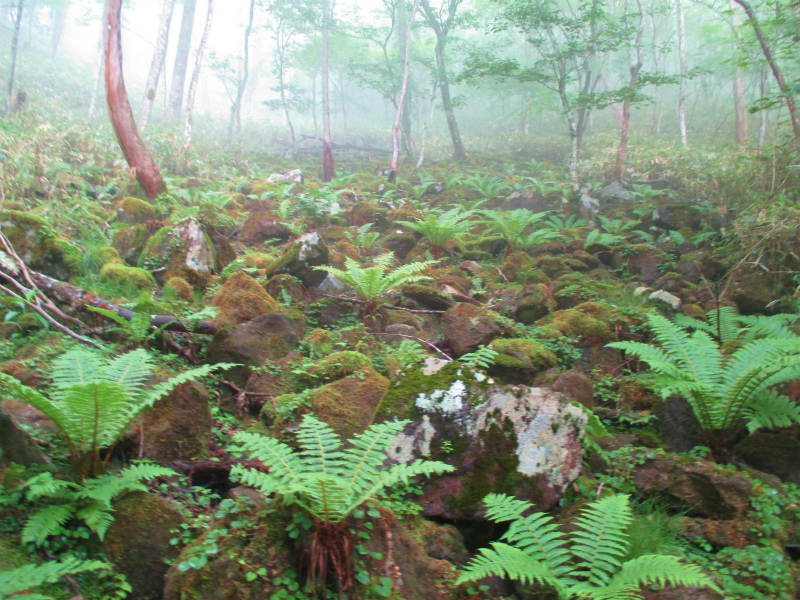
[[104, 0, 166, 201]]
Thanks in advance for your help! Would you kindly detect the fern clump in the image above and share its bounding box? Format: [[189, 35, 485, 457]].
[[19, 463, 176, 545], [0, 557, 110, 600], [231, 414, 454, 595], [478, 208, 553, 255], [0, 348, 235, 472], [608, 313, 800, 452], [397, 208, 476, 258], [458, 493, 719, 599]]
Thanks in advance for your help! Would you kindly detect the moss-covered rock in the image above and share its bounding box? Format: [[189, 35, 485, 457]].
[[112, 224, 150, 266], [104, 492, 186, 600], [141, 381, 212, 463], [264, 273, 311, 305], [138, 217, 218, 287], [99, 262, 155, 292], [239, 211, 293, 246], [0, 210, 81, 280], [115, 197, 157, 224], [402, 284, 455, 311], [265, 232, 329, 288], [0, 406, 50, 466], [164, 276, 194, 302], [499, 250, 534, 282], [539, 301, 619, 345], [441, 304, 512, 356], [211, 271, 279, 329], [488, 338, 557, 384], [513, 283, 555, 324], [307, 351, 373, 381]]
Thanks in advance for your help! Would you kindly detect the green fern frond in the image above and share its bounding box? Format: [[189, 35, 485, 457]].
[[22, 473, 77, 501], [0, 558, 109, 600], [596, 554, 721, 599], [315, 255, 436, 302], [74, 503, 115, 540], [397, 208, 475, 246], [139, 363, 238, 414], [49, 349, 104, 391], [569, 494, 633, 586], [706, 307, 742, 342], [101, 348, 153, 394], [456, 543, 563, 590], [743, 390, 800, 432], [22, 504, 77, 546]]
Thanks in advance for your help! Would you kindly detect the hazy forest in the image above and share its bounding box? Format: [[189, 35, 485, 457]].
[[0, 0, 799, 598]]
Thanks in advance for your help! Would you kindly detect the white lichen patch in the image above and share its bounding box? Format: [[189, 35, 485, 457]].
[[415, 380, 466, 415], [386, 416, 436, 463]]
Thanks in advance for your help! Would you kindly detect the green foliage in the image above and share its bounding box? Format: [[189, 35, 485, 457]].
[[19, 463, 176, 546], [231, 414, 454, 524], [608, 314, 800, 436], [478, 208, 551, 253], [458, 345, 499, 370], [462, 175, 511, 198], [674, 306, 799, 342], [458, 493, 718, 599], [345, 223, 381, 254], [397, 208, 476, 256], [0, 348, 235, 464], [392, 338, 429, 367], [0, 557, 110, 600]]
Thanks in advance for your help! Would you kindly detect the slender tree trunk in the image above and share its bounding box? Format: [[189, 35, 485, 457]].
[[732, 0, 800, 156], [50, 0, 69, 58], [321, 0, 335, 182], [416, 81, 438, 169], [229, 0, 255, 138], [397, 0, 413, 155], [729, 0, 749, 144], [166, 0, 197, 122], [6, 0, 24, 114], [181, 0, 213, 154], [104, 0, 166, 200], [614, 0, 645, 181], [759, 68, 769, 148], [140, 0, 176, 131], [388, 0, 421, 183], [676, 0, 688, 146]]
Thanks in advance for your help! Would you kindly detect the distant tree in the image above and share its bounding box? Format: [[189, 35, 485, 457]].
[[140, 0, 176, 130], [104, 0, 166, 200], [50, 0, 70, 58], [322, 0, 335, 180], [5, 0, 24, 114], [229, 0, 256, 137], [181, 0, 214, 153], [167, 0, 197, 122], [389, 0, 421, 182]]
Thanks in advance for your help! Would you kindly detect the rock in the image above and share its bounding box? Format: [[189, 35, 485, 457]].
[[643, 588, 723, 600], [314, 272, 346, 292], [239, 212, 293, 246], [659, 397, 705, 453], [266, 168, 302, 183], [0, 209, 81, 280], [578, 194, 600, 220], [649, 289, 682, 310], [505, 188, 550, 212], [99, 263, 154, 292], [306, 351, 373, 381], [104, 492, 186, 600], [113, 224, 150, 266], [206, 311, 307, 385], [634, 453, 753, 519], [514, 283, 556, 324], [441, 304, 512, 356], [138, 217, 218, 287], [141, 381, 212, 463], [539, 302, 619, 346], [610, 244, 666, 284], [652, 205, 702, 231], [266, 232, 329, 288], [678, 516, 760, 549], [208, 229, 236, 271], [459, 260, 483, 275], [599, 181, 632, 201], [733, 432, 800, 484], [674, 250, 724, 282], [0, 406, 50, 466], [724, 265, 782, 315], [402, 284, 455, 311], [488, 339, 557, 384], [551, 369, 594, 408], [384, 383, 587, 519], [385, 323, 419, 337], [115, 197, 157, 224], [211, 271, 279, 329], [382, 232, 417, 260], [264, 273, 311, 305]]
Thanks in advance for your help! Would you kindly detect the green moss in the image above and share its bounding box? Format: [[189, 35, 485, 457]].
[[211, 271, 278, 329], [91, 245, 123, 266], [137, 225, 172, 270], [112, 224, 149, 266], [539, 301, 618, 345], [115, 197, 157, 224], [491, 338, 557, 370], [99, 263, 155, 292], [164, 276, 194, 302], [0, 210, 81, 280], [308, 351, 373, 381]]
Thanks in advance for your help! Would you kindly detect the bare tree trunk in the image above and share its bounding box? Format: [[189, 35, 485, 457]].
[[50, 0, 69, 58], [140, 0, 176, 131], [388, 0, 421, 183], [416, 81, 438, 169], [167, 0, 197, 122], [181, 0, 213, 154], [614, 0, 645, 181], [229, 0, 255, 138], [729, 0, 749, 144], [6, 0, 24, 114], [676, 0, 688, 146], [419, 0, 466, 161], [322, 0, 335, 182], [732, 0, 800, 156], [397, 0, 414, 155], [759, 68, 769, 148], [104, 0, 166, 201]]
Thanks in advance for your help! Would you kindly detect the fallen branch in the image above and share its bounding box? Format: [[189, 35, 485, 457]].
[[317, 293, 446, 315], [296, 135, 392, 154], [373, 332, 453, 361]]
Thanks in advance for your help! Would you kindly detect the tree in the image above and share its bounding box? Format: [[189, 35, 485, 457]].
[[140, 0, 176, 130], [182, 0, 214, 154], [167, 0, 198, 122], [322, 0, 335, 181], [6, 0, 24, 114], [104, 0, 167, 201], [613, 0, 645, 181], [50, 0, 70, 58], [676, 0, 688, 146], [229, 0, 256, 137], [418, 0, 468, 160]]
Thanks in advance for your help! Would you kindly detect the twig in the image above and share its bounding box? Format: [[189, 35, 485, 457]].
[[497, 267, 510, 283], [372, 332, 453, 361], [317, 293, 445, 314]]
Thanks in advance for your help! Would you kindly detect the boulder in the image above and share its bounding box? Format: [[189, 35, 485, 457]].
[[488, 339, 557, 384], [138, 217, 218, 287], [598, 181, 631, 201], [733, 432, 800, 484], [0, 406, 50, 466], [104, 492, 186, 600], [239, 212, 293, 246], [141, 381, 212, 463], [0, 210, 81, 280], [266, 232, 329, 288], [610, 244, 667, 284], [115, 197, 157, 224], [441, 304, 512, 356], [211, 271, 279, 329], [113, 224, 150, 266], [264, 273, 312, 305], [652, 205, 702, 231], [550, 369, 595, 408], [513, 283, 556, 324]]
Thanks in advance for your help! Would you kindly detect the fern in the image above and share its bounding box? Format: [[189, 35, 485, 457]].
[[478, 208, 551, 254], [0, 557, 109, 600], [0, 348, 236, 466], [608, 313, 800, 440], [20, 463, 176, 545], [674, 306, 799, 342], [458, 345, 499, 370], [397, 208, 476, 258], [458, 493, 719, 599]]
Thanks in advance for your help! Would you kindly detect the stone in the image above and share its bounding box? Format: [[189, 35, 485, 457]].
[[211, 271, 279, 329], [0, 406, 50, 466], [266, 168, 302, 183], [441, 304, 512, 356], [652, 205, 702, 231], [514, 283, 556, 324], [99, 263, 155, 292], [578, 194, 600, 220], [649, 289, 682, 310], [610, 244, 666, 284], [314, 272, 346, 292], [659, 397, 705, 453], [489, 339, 558, 384], [0, 210, 81, 280], [551, 369, 595, 408], [264, 273, 311, 305], [505, 188, 549, 212], [209, 229, 236, 271], [385, 384, 587, 519], [266, 232, 329, 288], [459, 260, 483, 275], [138, 217, 218, 287], [141, 381, 212, 463], [599, 181, 632, 201], [402, 284, 455, 311], [733, 432, 800, 484], [104, 492, 186, 600], [115, 197, 157, 224], [113, 224, 150, 266], [239, 212, 294, 246]]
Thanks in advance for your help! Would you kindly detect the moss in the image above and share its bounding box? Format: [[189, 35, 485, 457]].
[[242, 252, 275, 269], [138, 220, 218, 287], [304, 328, 337, 355], [539, 301, 618, 345], [309, 367, 389, 437], [112, 224, 150, 265], [137, 225, 173, 270], [211, 271, 279, 329], [91, 245, 122, 266], [308, 351, 373, 381], [99, 262, 155, 292], [0, 210, 81, 280], [499, 250, 534, 282], [164, 276, 194, 302], [115, 196, 157, 224], [491, 338, 557, 371]]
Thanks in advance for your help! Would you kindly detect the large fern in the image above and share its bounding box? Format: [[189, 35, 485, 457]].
[[608, 314, 800, 439], [674, 306, 799, 342], [478, 208, 551, 255], [397, 208, 476, 258], [231, 414, 454, 524], [0, 348, 235, 466], [458, 493, 719, 599], [0, 557, 109, 600], [20, 463, 177, 545]]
